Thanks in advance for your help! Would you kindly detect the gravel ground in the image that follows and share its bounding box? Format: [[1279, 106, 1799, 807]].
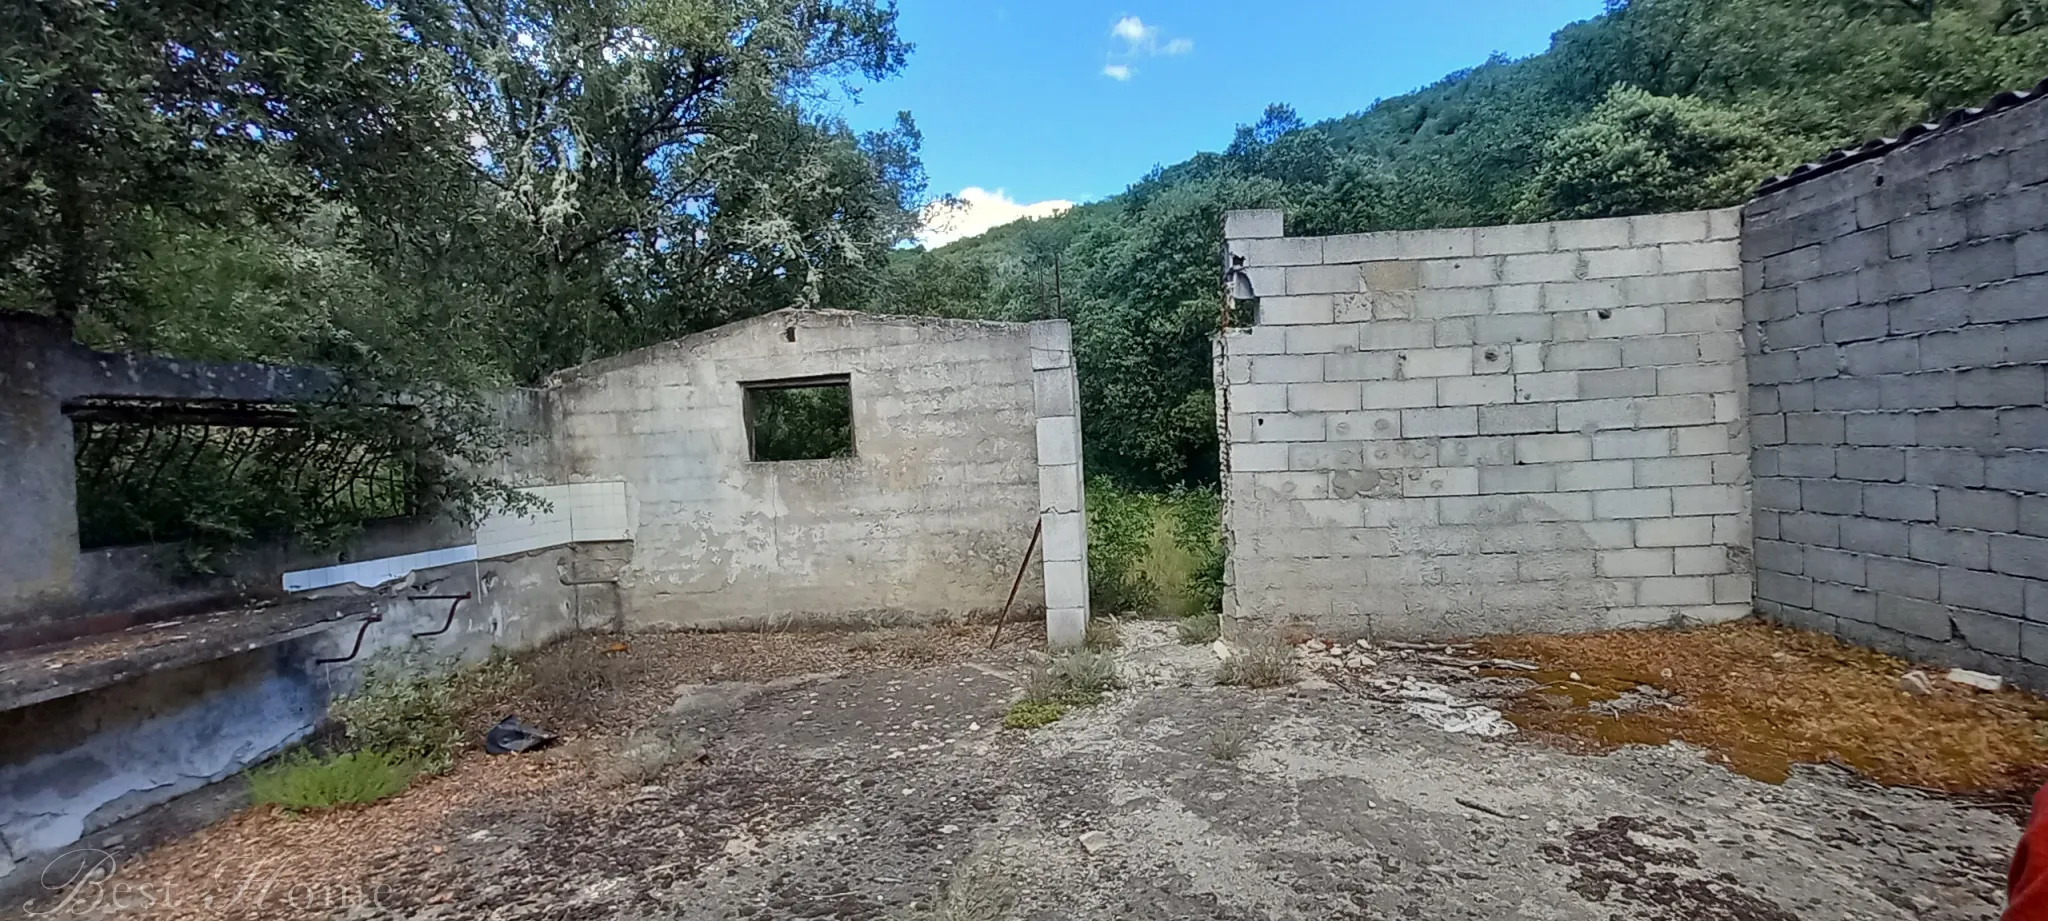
[[25, 621, 2025, 921]]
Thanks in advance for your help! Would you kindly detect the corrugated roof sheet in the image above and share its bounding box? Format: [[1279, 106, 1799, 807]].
[[1755, 76, 2048, 196]]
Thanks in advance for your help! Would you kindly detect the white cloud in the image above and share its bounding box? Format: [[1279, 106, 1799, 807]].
[[1112, 16, 1154, 45], [917, 188, 1075, 249], [1102, 15, 1192, 80]]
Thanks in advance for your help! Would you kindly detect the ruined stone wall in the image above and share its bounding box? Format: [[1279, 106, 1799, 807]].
[[547, 310, 1082, 632], [1744, 97, 2048, 686], [1218, 208, 1753, 638]]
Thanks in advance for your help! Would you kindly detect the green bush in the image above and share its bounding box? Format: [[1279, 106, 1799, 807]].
[[1005, 650, 1119, 731], [248, 749, 419, 810], [1002, 700, 1071, 730], [1086, 480, 1224, 619], [330, 656, 523, 773]]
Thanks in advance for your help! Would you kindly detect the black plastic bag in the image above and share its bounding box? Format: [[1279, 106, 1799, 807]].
[[484, 715, 557, 754]]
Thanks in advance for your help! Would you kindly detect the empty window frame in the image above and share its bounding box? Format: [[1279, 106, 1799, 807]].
[[742, 375, 855, 461]]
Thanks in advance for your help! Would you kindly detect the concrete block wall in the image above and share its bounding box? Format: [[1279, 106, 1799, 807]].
[[1744, 97, 2048, 686], [1218, 208, 1753, 638], [1031, 320, 1091, 647], [548, 309, 1076, 630]]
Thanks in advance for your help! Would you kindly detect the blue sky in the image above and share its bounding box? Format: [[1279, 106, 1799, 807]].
[[836, 1, 1607, 245]]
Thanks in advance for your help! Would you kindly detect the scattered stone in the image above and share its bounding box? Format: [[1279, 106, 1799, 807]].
[[1303, 639, 1328, 652], [1295, 676, 1337, 694], [1212, 640, 1233, 661], [1946, 668, 2003, 692], [1899, 670, 1934, 697], [1078, 830, 1111, 854]]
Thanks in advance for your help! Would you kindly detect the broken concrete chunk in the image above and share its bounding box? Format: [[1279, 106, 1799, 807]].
[[1945, 668, 2003, 692], [1078, 830, 1111, 854], [1302, 639, 1328, 652], [1898, 670, 1934, 697], [1212, 640, 1233, 661]]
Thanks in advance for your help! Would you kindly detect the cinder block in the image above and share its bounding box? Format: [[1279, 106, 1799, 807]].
[[1401, 407, 1480, 438], [1634, 394, 1718, 428], [1403, 466, 1481, 497], [1580, 368, 1658, 399], [1757, 571, 1816, 608], [1582, 306, 1667, 339], [1785, 411, 1847, 445], [1553, 216, 1633, 250], [1039, 464, 1082, 514], [1241, 235, 1324, 267], [1326, 410, 1401, 441], [1815, 583, 1880, 624], [1036, 416, 1080, 464], [1224, 209, 1285, 240], [1248, 471, 1332, 500], [1360, 321, 1437, 351], [1782, 512, 1844, 547], [1223, 325, 1289, 355], [1655, 365, 1737, 396], [1876, 592, 1952, 640], [1361, 379, 1440, 409], [1631, 211, 1712, 245], [1396, 348, 1473, 379], [1958, 365, 2047, 408], [1755, 538, 1805, 575], [1601, 548, 1675, 577], [1796, 272, 1861, 314], [1322, 234, 1403, 263], [1518, 433, 1594, 463], [1667, 301, 1743, 334], [1043, 511, 1086, 563], [1474, 222, 1555, 255], [1916, 409, 1998, 449], [1990, 453, 2048, 494], [1250, 412, 1330, 442], [1435, 318, 1477, 348], [1939, 488, 2020, 532], [1479, 464, 1556, 494], [1641, 576, 1716, 605], [1672, 484, 1743, 516], [1558, 460, 1635, 491], [1542, 280, 1626, 313], [1595, 488, 1673, 519], [1845, 412, 1917, 446], [1661, 240, 1740, 273], [1442, 377, 1517, 406], [1420, 257, 1502, 288], [1858, 255, 1933, 302], [1943, 567, 2028, 616], [1479, 403, 1557, 434], [1546, 340, 1623, 370], [1229, 383, 1289, 414], [1931, 237, 2018, 288], [1324, 351, 1400, 381], [1889, 287, 1970, 335], [1286, 264, 1366, 295], [1261, 294, 1336, 326], [1952, 609, 2023, 657], [1557, 398, 1638, 432], [1991, 533, 2048, 580], [1585, 247, 1661, 278], [1801, 479, 1863, 515], [1907, 448, 1988, 487], [1413, 289, 1493, 319], [1637, 457, 1715, 488], [1499, 252, 1581, 285], [1595, 429, 1675, 460], [1248, 355, 1324, 383], [1806, 547, 1868, 586], [1909, 525, 1992, 570], [1842, 339, 1920, 377], [1675, 546, 1733, 576], [1229, 442, 1291, 472], [1034, 367, 1078, 416], [1867, 556, 1941, 601], [1475, 314, 1553, 345], [1821, 305, 1890, 343], [1620, 335, 1703, 367], [1474, 345, 1512, 375], [1841, 517, 1911, 557], [1289, 382, 1362, 412], [1044, 559, 1089, 611], [1514, 371, 1579, 403], [1392, 228, 1479, 260], [1970, 275, 2048, 324], [1837, 446, 1906, 482]]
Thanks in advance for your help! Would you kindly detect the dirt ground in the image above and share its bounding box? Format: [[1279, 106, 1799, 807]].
[[21, 620, 2037, 921]]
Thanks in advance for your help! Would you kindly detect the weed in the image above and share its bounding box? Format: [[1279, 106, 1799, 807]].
[[1216, 635, 1301, 688], [1177, 612, 1221, 645], [609, 733, 707, 785], [1002, 699, 1071, 730], [899, 860, 1018, 921], [513, 638, 646, 728], [1045, 649, 1118, 695], [1205, 726, 1254, 762], [1083, 616, 1122, 650], [1087, 480, 1224, 618], [331, 655, 524, 773], [248, 749, 418, 810]]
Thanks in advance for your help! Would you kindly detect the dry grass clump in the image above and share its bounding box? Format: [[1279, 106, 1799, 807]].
[[1474, 620, 2048, 797], [1215, 634, 1301, 688]]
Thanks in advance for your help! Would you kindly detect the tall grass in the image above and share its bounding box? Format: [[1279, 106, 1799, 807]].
[[1086, 480, 1223, 619]]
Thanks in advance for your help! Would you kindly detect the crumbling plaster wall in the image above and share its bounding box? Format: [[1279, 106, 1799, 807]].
[[546, 309, 1074, 631], [1217, 208, 1753, 638], [1744, 96, 2048, 687]]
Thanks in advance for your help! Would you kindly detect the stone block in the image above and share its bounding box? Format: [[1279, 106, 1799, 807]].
[[1545, 340, 1623, 371], [1224, 209, 1286, 240], [1323, 352, 1400, 381], [1360, 379, 1440, 409], [1594, 429, 1675, 460], [1288, 382, 1363, 413], [1396, 347, 1473, 379], [1036, 416, 1080, 465], [1249, 412, 1329, 443], [1248, 355, 1324, 383], [1478, 403, 1557, 434], [1241, 235, 1324, 266], [1401, 407, 1480, 438], [1230, 442, 1291, 472], [1932, 238, 2019, 288], [1260, 294, 1336, 325], [1989, 454, 2048, 494], [1992, 533, 2048, 580], [1580, 368, 1658, 399], [1657, 365, 1737, 396], [1286, 264, 1366, 295], [1499, 252, 1580, 285], [1403, 467, 1481, 498], [1514, 370, 1579, 403], [1595, 488, 1673, 519], [1326, 410, 1401, 441], [1631, 211, 1712, 245], [1473, 222, 1555, 255], [1441, 376, 1516, 406], [1864, 484, 1938, 522], [1814, 583, 1880, 623], [1910, 525, 1992, 570], [1757, 570, 1816, 608], [1876, 592, 1953, 640], [1360, 321, 1437, 351], [1585, 247, 1661, 278], [1636, 516, 1716, 548], [1420, 257, 1503, 288], [1518, 433, 1594, 464], [1944, 566, 2028, 617], [1557, 460, 1635, 491], [1043, 510, 1086, 563]]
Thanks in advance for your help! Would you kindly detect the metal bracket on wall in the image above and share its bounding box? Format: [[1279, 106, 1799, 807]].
[[312, 593, 473, 664]]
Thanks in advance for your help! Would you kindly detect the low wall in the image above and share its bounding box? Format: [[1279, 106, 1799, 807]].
[[1744, 93, 2048, 687], [1217, 207, 1753, 638]]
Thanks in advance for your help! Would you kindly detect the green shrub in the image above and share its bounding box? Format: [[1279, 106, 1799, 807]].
[[248, 749, 419, 810], [1168, 486, 1225, 616], [330, 656, 523, 773], [1086, 481, 1225, 619], [1086, 478, 1158, 614], [1216, 635, 1301, 688], [1006, 650, 1119, 730], [1002, 699, 1071, 730]]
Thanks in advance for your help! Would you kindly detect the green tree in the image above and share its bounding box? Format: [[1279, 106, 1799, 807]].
[[1516, 86, 1791, 220]]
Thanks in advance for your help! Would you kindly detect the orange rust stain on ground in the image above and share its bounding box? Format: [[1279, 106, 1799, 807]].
[[1471, 620, 2048, 797]]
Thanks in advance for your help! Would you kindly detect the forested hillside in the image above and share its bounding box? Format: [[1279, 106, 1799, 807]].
[[876, 0, 2048, 488]]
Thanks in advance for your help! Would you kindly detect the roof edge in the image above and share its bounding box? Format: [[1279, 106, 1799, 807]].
[[1755, 76, 2048, 197]]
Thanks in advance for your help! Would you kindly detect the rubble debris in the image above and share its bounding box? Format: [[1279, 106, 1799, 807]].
[[1454, 797, 1514, 820], [1078, 830, 1111, 854], [1899, 670, 1934, 697], [1390, 678, 1516, 737], [1947, 669, 2004, 692], [484, 716, 557, 754]]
